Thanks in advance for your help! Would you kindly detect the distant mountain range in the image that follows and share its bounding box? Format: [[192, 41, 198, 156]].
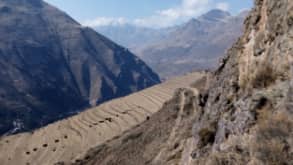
[[96, 25, 171, 50], [96, 9, 249, 78], [0, 0, 160, 135]]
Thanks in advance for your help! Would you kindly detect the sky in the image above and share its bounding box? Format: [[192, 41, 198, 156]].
[[45, 0, 253, 28]]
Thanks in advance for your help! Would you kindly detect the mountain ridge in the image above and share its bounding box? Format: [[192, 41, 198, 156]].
[[138, 10, 248, 78], [198, 9, 231, 22]]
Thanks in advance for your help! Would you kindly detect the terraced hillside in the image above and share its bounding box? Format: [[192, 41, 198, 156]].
[[0, 72, 205, 165]]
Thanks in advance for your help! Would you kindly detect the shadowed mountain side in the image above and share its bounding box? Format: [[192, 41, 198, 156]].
[[0, 0, 160, 135]]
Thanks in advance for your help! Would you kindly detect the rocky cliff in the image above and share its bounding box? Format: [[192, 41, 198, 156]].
[[186, 0, 293, 164], [185, 0, 293, 164], [75, 0, 293, 164], [0, 0, 160, 135]]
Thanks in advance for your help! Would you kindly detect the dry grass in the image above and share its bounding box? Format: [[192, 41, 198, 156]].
[[198, 122, 217, 148], [250, 64, 278, 88], [250, 111, 292, 165], [240, 60, 289, 90], [207, 152, 247, 165], [194, 111, 292, 165]]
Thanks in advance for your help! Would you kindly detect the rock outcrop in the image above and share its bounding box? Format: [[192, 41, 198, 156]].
[[189, 0, 293, 164], [0, 0, 160, 135], [74, 0, 293, 164]]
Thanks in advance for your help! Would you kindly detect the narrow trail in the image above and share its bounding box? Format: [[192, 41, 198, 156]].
[[153, 88, 198, 164], [152, 90, 187, 163]]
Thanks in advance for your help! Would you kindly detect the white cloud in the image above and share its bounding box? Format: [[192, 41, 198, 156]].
[[83, 0, 229, 28], [239, 8, 250, 13], [83, 17, 128, 27], [158, 0, 210, 19], [134, 0, 210, 28], [133, 15, 177, 28], [183, 0, 210, 11], [216, 2, 230, 11]]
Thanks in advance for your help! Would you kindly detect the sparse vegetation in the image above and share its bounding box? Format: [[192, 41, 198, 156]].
[[251, 112, 292, 165], [207, 152, 246, 165], [198, 127, 216, 148], [241, 61, 288, 90], [250, 64, 277, 88]]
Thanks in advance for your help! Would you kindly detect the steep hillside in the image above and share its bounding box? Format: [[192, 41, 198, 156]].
[[0, 0, 160, 135], [0, 72, 204, 165], [76, 0, 293, 164], [188, 0, 293, 164]]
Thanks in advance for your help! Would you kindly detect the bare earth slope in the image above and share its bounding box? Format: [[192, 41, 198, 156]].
[[76, 0, 293, 164], [0, 72, 204, 165], [0, 0, 160, 135]]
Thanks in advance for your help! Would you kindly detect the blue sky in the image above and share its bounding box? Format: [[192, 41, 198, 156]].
[[45, 0, 253, 28]]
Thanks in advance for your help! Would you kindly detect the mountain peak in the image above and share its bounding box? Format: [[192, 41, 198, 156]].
[[237, 9, 250, 18], [199, 9, 231, 22]]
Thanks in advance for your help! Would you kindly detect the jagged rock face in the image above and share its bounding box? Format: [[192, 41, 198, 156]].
[[0, 0, 160, 135], [188, 0, 293, 164]]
